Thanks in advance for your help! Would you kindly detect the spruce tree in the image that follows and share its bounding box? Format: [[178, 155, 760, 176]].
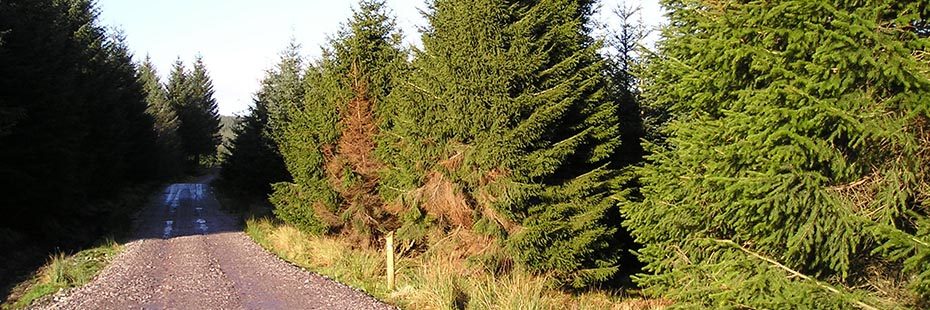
[[187, 56, 222, 166], [139, 57, 183, 178], [271, 0, 405, 244], [605, 2, 647, 166], [0, 0, 162, 282], [626, 1, 930, 308], [220, 46, 298, 197], [71, 0, 133, 196], [100, 31, 159, 184], [384, 0, 626, 288], [602, 1, 651, 279], [266, 40, 305, 144], [167, 57, 221, 169], [166, 59, 196, 169], [220, 91, 291, 197], [1, 0, 88, 236]]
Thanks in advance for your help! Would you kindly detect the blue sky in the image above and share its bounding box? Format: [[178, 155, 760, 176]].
[[97, 0, 664, 116]]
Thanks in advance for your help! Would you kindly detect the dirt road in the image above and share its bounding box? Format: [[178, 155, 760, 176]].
[[40, 175, 392, 310]]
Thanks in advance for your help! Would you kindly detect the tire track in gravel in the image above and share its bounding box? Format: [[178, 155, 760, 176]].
[[39, 174, 393, 310]]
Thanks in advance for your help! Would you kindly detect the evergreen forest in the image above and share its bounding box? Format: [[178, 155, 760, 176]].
[[2, 0, 929, 308], [0, 0, 221, 293]]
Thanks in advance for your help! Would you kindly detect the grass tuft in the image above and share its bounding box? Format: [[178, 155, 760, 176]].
[[245, 217, 669, 309], [2, 239, 121, 310]]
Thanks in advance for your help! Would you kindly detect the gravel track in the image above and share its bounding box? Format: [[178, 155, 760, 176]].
[[39, 175, 393, 310]]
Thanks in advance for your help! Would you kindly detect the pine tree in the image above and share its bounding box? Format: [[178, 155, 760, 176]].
[[383, 0, 626, 288], [219, 45, 298, 197], [166, 56, 221, 170], [0, 0, 162, 282], [100, 31, 159, 184], [271, 0, 405, 244], [187, 56, 222, 166], [625, 1, 930, 308], [166, 59, 196, 169], [139, 56, 183, 178]]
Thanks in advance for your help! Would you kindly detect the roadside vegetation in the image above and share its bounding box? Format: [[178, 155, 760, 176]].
[[1, 240, 120, 310], [245, 217, 668, 309], [0, 183, 161, 307], [219, 0, 930, 309], [219, 0, 655, 307], [1, 0, 927, 309]]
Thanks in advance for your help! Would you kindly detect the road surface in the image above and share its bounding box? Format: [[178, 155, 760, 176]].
[[40, 174, 392, 310]]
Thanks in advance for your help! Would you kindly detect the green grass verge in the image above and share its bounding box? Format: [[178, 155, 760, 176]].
[[1, 239, 121, 309]]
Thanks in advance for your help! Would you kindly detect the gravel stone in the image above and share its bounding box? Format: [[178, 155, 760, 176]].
[[39, 174, 394, 310]]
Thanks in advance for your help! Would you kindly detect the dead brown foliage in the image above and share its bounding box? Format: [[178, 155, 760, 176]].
[[415, 171, 474, 228], [431, 227, 498, 261], [474, 168, 520, 233], [831, 115, 930, 220], [320, 63, 392, 246], [406, 148, 522, 233], [312, 201, 342, 228], [832, 115, 930, 307], [338, 65, 383, 178]]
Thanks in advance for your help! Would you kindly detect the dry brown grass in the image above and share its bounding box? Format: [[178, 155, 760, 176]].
[[829, 114, 930, 308], [247, 218, 670, 310]]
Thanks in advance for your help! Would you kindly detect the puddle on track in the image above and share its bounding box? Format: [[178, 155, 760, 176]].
[[163, 220, 174, 239], [161, 184, 209, 238]]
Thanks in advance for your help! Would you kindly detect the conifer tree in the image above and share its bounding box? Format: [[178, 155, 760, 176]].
[[166, 59, 196, 169], [0, 0, 162, 278], [271, 0, 405, 244], [166, 57, 221, 169], [71, 1, 135, 195], [601, 2, 651, 279], [1, 0, 89, 233], [220, 45, 299, 197], [605, 3, 647, 166], [266, 40, 305, 143], [186, 56, 222, 165], [219, 86, 291, 197], [139, 57, 183, 178], [626, 1, 930, 308], [384, 0, 626, 288], [100, 31, 159, 184]]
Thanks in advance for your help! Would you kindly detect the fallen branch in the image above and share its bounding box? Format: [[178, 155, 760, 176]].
[[711, 239, 879, 310]]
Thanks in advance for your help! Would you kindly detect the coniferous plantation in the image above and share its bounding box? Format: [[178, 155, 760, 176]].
[[3, 0, 929, 308], [624, 1, 930, 308], [0, 0, 221, 298], [221, 0, 929, 308]]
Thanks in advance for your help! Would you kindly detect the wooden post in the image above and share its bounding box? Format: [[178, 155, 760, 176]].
[[386, 231, 395, 290]]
